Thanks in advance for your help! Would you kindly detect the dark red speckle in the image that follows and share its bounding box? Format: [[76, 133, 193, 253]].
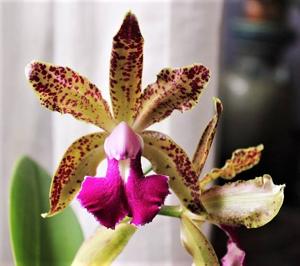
[[115, 11, 142, 40]]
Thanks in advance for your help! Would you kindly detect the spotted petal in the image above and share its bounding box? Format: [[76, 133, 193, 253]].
[[110, 12, 144, 124], [193, 98, 223, 177], [25, 61, 115, 131], [180, 214, 219, 266], [142, 130, 204, 214], [200, 145, 264, 189], [43, 132, 108, 217], [132, 64, 210, 132], [201, 175, 285, 228]]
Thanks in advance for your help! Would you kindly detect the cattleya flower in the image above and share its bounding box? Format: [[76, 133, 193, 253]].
[[25, 12, 210, 229], [72, 104, 285, 266], [173, 99, 285, 265], [26, 11, 285, 266]]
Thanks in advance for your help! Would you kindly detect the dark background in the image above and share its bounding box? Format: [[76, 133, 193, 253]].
[[212, 1, 300, 265]]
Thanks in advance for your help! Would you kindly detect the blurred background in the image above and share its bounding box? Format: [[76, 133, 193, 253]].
[[0, 0, 299, 265], [212, 1, 300, 265]]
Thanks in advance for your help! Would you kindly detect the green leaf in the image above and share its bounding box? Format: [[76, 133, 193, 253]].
[[180, 215, 219, 266], [9, 156, 84, 266], [72, 222, 136, 266]]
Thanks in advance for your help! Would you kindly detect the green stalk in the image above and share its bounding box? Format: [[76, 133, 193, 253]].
[[158, 205, 182, 218]]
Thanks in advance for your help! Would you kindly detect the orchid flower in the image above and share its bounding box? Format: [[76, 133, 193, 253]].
[[163, 98, 285, 266], [25, 12, 210, 229]]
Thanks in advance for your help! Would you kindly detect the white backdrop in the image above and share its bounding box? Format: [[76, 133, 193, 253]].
[[0, 1, 223, 265]]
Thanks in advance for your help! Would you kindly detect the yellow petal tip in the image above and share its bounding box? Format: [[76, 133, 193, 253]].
[[213, 97, 223, 114], [257, 144, 264, 151], [41, 210, 56, 218], [41, 212, 49, 218]]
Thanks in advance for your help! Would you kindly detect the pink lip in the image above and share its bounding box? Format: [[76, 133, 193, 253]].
[[78, 122, 169, 229]]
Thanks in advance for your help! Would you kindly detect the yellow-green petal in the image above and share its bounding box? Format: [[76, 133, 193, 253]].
[[142, 130, 204, 214], [110, 12, 144, 124], [193, 98, 223, 177], [26, 61, 115, 131], [71, 222, 136, 266], [43, 132, 108, 217], [132, 64, 210, 132], [180, 214, 219, 266], [201, 175, 285, 228], [199, 145, 263, 190]]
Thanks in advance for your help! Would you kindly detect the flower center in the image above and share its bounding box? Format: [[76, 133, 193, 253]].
[[118, 159, 131, 182], [104, 122, 143, 182], [104, 121, 143, 160]]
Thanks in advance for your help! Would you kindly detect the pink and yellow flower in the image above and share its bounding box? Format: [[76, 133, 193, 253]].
[[26, 12, 285, 265], [25, 12, 210, 229]]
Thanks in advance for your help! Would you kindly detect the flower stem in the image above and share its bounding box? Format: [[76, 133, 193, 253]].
[[158, 205, 182, 218]]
